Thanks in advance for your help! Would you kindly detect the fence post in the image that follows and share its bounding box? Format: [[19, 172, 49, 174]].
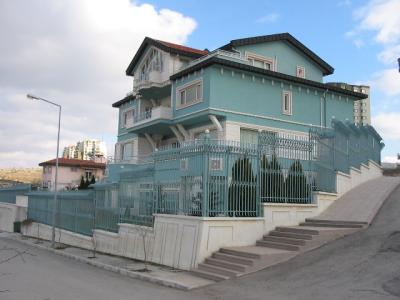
[[202, 130, 210, 217], [256, 130, 262, 216]]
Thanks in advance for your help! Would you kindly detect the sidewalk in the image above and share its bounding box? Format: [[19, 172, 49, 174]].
[[8, 233, 213, 290]]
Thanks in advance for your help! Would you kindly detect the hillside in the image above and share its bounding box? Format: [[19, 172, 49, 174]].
[[0, 168, 42, 185]]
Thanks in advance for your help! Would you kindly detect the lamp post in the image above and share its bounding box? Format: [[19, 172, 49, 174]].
[[27, 94, 61, 248]]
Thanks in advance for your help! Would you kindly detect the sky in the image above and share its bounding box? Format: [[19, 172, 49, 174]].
[[0, 0, 400, 167]]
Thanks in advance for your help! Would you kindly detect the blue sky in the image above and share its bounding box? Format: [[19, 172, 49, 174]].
[[0, 0, 399, 167], [149, 0, 400, 162]]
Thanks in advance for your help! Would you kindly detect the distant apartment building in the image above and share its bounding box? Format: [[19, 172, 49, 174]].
[[62, 139, 107, 161], [39, 158, 106, 191], [327, 82, 371, 125]]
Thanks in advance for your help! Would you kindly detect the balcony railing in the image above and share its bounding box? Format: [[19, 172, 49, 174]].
[[124, 106, 172, 129]]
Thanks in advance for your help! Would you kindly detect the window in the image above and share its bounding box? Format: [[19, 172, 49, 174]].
[[70, 167, 78, 172], [240, 128, 259, 145], [121, 142, 134, 161], [282, 91, 292, 115], [139, 48, 163, 81], [246, 52, 274, 71], [122, 109, 135, 128], [296, 66, 305, 78], [177, 80, 203, 107]]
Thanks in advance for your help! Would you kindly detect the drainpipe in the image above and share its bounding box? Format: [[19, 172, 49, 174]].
[[322, 89, 329, 128]]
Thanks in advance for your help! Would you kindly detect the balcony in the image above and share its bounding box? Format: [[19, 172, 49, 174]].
[[126, 106, 172, 129], [133, 71, 170, 92]]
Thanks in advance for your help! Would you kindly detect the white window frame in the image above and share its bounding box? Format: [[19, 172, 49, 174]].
[[245, 51, 275, 71], [296, 66, 305, 78], [176, 79, 203, 109], [282, 91, 293, 115]]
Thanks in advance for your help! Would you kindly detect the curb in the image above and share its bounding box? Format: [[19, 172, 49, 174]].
[[11, 236, 191, 290]]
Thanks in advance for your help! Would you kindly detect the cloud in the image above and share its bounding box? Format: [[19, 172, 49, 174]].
[[256, 13, 280, 24], [0, 0, 197, 167], [371, 68, 400, 96], [356, 0, 400, 44], [372, 112, 400, 140]]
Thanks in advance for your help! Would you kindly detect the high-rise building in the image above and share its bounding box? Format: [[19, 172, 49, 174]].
[[62, 145, 76, 159], [327, 82, 371, 125], [62, 140, 107, 161]]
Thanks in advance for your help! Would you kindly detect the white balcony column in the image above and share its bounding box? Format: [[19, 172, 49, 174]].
[[144, 133, 156, 151], [209, 115, 223, 132], [170, 126, 184, 143], [209, 115, 223, 139], [176, 124, 190, 141]]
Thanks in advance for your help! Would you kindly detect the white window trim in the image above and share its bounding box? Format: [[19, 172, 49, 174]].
[[245, 51, 275, 71], [282, 90, 293, 116], [121, 107, 135, 128], [176, 78, 203, 109], [296, 66, 305, 78]]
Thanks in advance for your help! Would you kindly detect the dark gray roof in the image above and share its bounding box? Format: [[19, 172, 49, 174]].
[[170, 56, 367, 100], [220, 33, 334, 76]]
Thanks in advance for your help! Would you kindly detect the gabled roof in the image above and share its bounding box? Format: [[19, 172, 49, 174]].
[[125, 37, 209, 76], [170, 56, 367, 100], [39, 158, 106, 169], [220, 33, 334, 76]]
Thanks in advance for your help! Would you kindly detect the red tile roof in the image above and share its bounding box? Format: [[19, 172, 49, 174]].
[[39, 158, 106, 169], [155, 39, 209, 56]]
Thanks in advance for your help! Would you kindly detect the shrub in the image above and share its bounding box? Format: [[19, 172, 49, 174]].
[[228, 157, 257, 217], [285, 160, 310, 203]]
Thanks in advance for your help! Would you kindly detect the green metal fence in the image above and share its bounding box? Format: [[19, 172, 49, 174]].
[[28, 120, 384, 233], [311, 120, 383, 192], [0, 184, 31, 204], [27, 191, 94, 236]]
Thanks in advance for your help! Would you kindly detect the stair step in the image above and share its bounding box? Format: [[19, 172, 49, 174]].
[[300, 222, 364, 228], [191, 269, 229, 282], [305, 218, 368, 225], [220, 248, 261, 259], [270, 230, 313, 240], [256, 240, 300, 251], [205, 257, 247, 272], [198, 263, 239, 277], [213, 252, 254, 266], [276, 226, 319, 235], [263, 235, 307, 245]]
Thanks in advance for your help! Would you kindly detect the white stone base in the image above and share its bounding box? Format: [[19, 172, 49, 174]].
[[20, 159, 383, 270], [0, 202, 27, 232]]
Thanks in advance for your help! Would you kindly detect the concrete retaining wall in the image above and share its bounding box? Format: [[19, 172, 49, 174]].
[[20, 159, 383, 270], [0, 202, 27, 232]]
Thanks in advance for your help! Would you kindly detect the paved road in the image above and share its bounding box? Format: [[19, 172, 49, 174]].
[[1, 185, 400, 300]]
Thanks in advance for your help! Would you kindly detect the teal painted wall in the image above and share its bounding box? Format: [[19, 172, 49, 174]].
[[117, 99, 138, 142], [208, 66, 354, 132], [172, 69, 211, 118], [235, 41, 324, 82]]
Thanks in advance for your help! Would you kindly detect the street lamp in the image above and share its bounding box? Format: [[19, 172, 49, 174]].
[[27, 93, 61, 248]]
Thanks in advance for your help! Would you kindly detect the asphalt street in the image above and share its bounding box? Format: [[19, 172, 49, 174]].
[[1, 185, 400, 300]]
